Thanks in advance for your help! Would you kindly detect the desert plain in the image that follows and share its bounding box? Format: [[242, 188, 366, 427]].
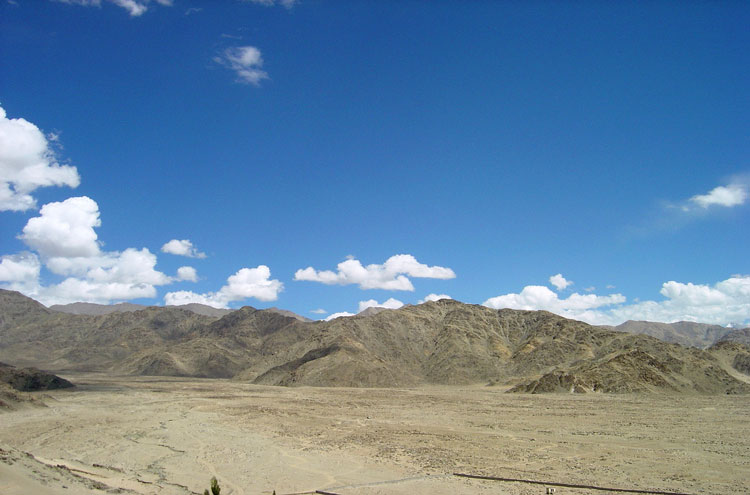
[[1, 373, 748, 495]]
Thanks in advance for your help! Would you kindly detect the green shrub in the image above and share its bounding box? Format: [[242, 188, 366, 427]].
[[203, 476, 220, 495]]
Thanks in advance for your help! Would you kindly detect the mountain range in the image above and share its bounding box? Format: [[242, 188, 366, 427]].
[[1, 289, 748, 393]]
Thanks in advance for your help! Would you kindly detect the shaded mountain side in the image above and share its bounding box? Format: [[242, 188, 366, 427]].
[[0, 362, 74, 392], [708, 340, 750, 377], [509, 347, 749, 394], [1, 290, 749, 393], [0, 295, 218, 370], [715, 328, 750, 347], [0, 289, 51, 329], [613, 320, 734, 349]]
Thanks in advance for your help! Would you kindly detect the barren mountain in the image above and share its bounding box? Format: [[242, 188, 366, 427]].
[[612, 320, 734, 348], [715, 327, 750, 347], [50, 301, 235, 318], [50, 301, 147, 315], [1, 290, 748, 393]]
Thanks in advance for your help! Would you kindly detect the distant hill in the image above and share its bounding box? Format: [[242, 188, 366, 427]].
[[50, 301, 235, 318], [714, 328, 750, 347], [612, 320, 735, 349], [264, 307, 312, 322], [50, 301, 146, 315], [1, 289, 748, 394]]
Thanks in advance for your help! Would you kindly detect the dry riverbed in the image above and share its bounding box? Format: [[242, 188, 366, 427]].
[[1, 373, 748, 495]]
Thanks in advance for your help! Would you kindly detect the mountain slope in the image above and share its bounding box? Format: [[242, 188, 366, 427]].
[[1, 290, 747, 393]]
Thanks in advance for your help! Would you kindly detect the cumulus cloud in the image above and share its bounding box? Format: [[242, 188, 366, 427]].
[[164, 265, 283, 308], [20, 196, 101, 259], [690, 183, 748, 209], [483, 275, 750, 327], [176, 266, 198, 282], [28, 247, 172, 306], [5, 196, 174, 305], [38, 278, 159, 305], [0, 105, 80, 211], [605, 276, 750, 326], [55, 0, 172, 17], [0, 252, 41, 293], [215, 46, 269, 86], [483, 285, 626, 323], [161, 239, 206, 258], [358, 297, 404, 313], [549, 273, 572, 291], [294, 254, 455, 291], [418, 293, 452, 304]]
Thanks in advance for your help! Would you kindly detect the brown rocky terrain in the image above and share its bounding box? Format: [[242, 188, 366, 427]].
[[0, 362, 74, 392], [1, 289, 748, 393]]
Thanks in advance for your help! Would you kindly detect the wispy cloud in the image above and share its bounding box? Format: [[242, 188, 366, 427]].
[[689, 183, 748, 209], [214, 46, 269, 86], [54, 0, 173, 17], [243, 0, 297, 9]]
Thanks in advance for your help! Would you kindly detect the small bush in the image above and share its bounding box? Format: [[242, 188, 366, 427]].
[[203, 476, 220, 495]]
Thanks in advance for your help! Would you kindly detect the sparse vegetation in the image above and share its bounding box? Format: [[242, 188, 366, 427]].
[[203, 476, 220, 495]]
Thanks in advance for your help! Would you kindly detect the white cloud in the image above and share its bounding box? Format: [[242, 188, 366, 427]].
[[55, 0, 172, 16], [690, 183, 748, 209], [38, 278, 159, 305], [20, 196, 101, 258], [9, 196, 173, 305], [164, 265, 283, 308], [483, 275, 750, 327], [161, 239, 206, 258], [418, 293, 451, 304], [483, 285, 625, 321], [215, 46, 269, 86], [0, 252, 41, 294], [176, 266, 198, 282], [310, 308, 327, 315], [294, 254, 455, 291], [162, 290, 219, 308], [0, 105, 80, 211], [324, 311, 355, 321], [549, 273, 572, 291], [605, 276, 750, 326], [358, 297, 404, 313]]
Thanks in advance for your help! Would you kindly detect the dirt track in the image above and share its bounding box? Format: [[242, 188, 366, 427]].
[[1, 374, 748, 494]]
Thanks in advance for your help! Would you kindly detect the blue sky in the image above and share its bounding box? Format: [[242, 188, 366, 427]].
[[1, 0, 748, 326]]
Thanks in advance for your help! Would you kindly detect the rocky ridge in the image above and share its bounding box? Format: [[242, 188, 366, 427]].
[[1, 289, 748, 393]]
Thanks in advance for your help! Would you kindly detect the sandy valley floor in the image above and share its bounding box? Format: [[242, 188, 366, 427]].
[[1, 374, 748, 495]]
